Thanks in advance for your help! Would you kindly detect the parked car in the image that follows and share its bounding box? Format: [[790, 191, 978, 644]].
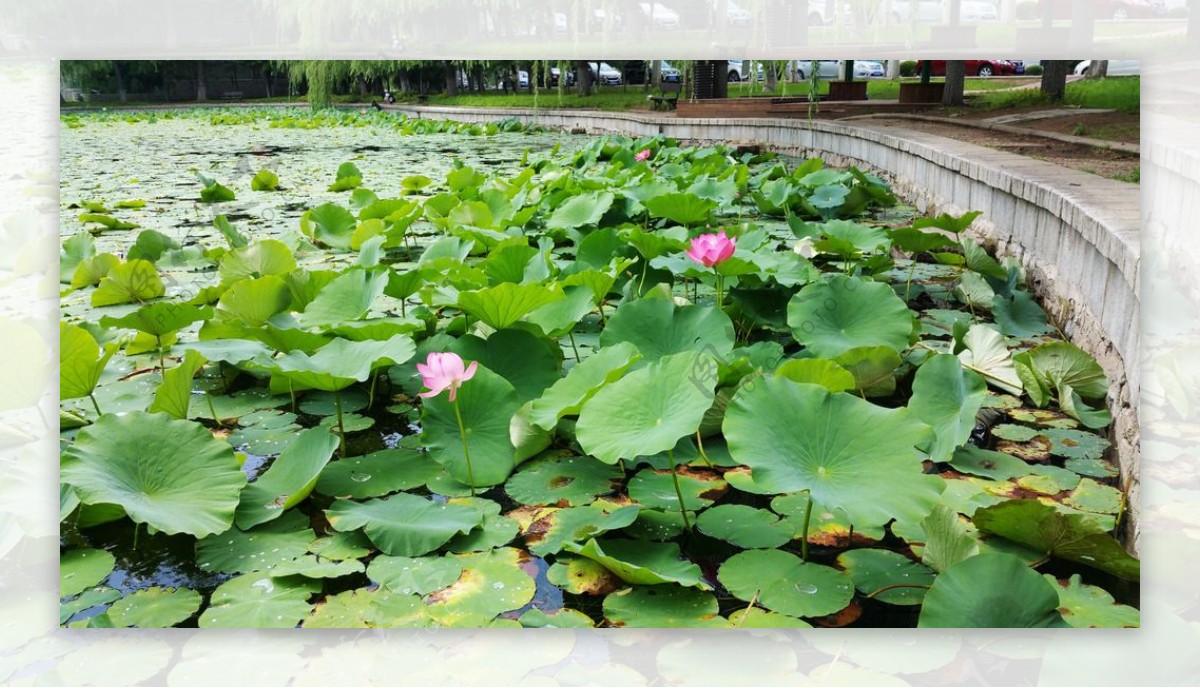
[[1073, 59, 1141, 76], [588, 62, 624, 86], [1036, 0, 1165, 20], [726, 59, 766, 82], [794, 60, 885, 80], [916, 59, 1020, 77], [623, 60, 681, 85], [711, 0, 753, 26], [638, 2, 681, 30]]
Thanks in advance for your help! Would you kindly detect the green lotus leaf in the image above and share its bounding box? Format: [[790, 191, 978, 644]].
[[455, 282, 564, 330], [920, 505, 981, 573], [269, 334, 414, 392], [695, 504, 796, 549], [949, 445, 1030, 481], [525, 285, 596, 337], [957, 324, 1023, 394], [890, 227, 957, 255], [302, 203, 357, 250], [295, 267, 388, 328], [819, 219, 890, 253], [603, 586, 725, 628], [686, 175, 738, 204], [787, 274, 914, 358], [316, 447, 439, 499], [528, 341, 641, 431], [215, 276, 292, 328], [990, 423, 1039, 441], [107, 587, 202, 628], [91, 259, 164, 307], [70, 252, 120, 288], [727, 607, 813, 628], [61, 231, 95, 283], [148, 349, 208, 419], [100, 302, 212, 338], [909, 354, 987, 462], [195, 514, 315, 574], [577, 351, 718, 465], [601, 299, 735, 361], [421, 364, 519, 487], [912, 210, 982, 234], [1043, 427, 1111, 460], [523, 504, 642, 556], [546, 191, 614, 230], [198, 571, 319, 628], [450, 329, 561, 404], [198, 174, 236, 202], [546, 555, 623, 596], [251, 168, 279, 191], [719, 549, 854, 618], [627, 467, 727, 511], [444, 496, 521, 552], [425, 547, 537, 627], [227, 409, 302, 455], [307, 531, 374, 561], [643, 192, 717, 226], [519, 608, 595, 628], [1065, 457, 1119, 479], [774, 358, 856, 393], [562, 538, 708, 589], [213, 214, 248, 248], [234, 426, 340, 530], [218, 239, 296, 285], [60, 322, 118, 401], [623, 225, 688, 261], [837, 549, 935, 605], [125, 229, 180, 263], [973, 500, 1139, 580], [79, 211, 138, 230], [60, 548, 115, 597], [992, 290, 1052, 338], [325, 492, 483, 557], [833, 345, 903, 397], [265, 556, 364, 579], [328, 161, 362, 191], [304, 588, 428, 628], [369, 554, 464, 595], [1045, 573, 1139, 628], [1064, 478, 1123, 515], [918, 553, 1068, 628], [60, 585, 121, 625], [401, 174, 432, 193], [505, 453, 623, 507], [723, 377, 940, 529], [1015, 341, 1108, 402], [62, 411, 246, 538]]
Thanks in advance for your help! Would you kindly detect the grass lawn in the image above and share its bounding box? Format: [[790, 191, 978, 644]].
[[973, 76, 1139, 112]]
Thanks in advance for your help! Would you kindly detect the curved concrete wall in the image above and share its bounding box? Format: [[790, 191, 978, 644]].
[[396, 105, 1141, 547]]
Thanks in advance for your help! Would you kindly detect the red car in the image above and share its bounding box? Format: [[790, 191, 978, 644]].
[[915, 59, 1020, 77]]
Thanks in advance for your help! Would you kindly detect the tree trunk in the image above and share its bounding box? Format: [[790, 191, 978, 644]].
[[473, 64, 485, 92], [1040, 60, 1071, 101], [263, 66, 273, 98], [113, 61, 127, 102], [358, 76, 368, 99], [1087, 59, 1109, 78], [886, 59, 900, 80], [942, 60, 966, 105], [444, 61, 458, 96], [649, 59, 660, 90], [575, 60, 592, 96], [765, 62, 778, 91], [196, 61, 207, 102]]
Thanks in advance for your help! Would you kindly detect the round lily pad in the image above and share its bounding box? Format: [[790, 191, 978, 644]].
[[1045, 573, 1139, 628], [523, 505, 642, 556], [602, 586, 725, 628], [315, 447, 439, 499], [199, 572, 320, 628], [918, 553, 1067, 628], [546, 555, 623, 596], [265, 556, 365, 579], [518, 607, 595, 628], [990, 424, 1039, 442], [61, 548, 115, 597], [369, 555, 464, 596], [1042, 428, 1111, 460], [1016, 465, 1082, 495], [563, 538, 708, 589], [997, 435, 1053, 463], [307, 531, 374, 560], [727, 607, 813, 628], [627, 467, 727, 511], [695, 504, 796, 549], [1065, 457, 1119, 479], [195, 519, 315, 574], [303, 588, 428, 628], [228, 409, 303, 455], [836, 549, 935, 606], [107, 586, 202, 628], [325, 493, 483, 557], [718, 549, 854, 618], [424, 547, 537, 627], [60, 585, 121, 625], [623, 509, 689, 541], [1064, 478, 1123, 515], [504, 453, 623, 507], [1007, 408, 1078, 429], [444, 497, 520, 552], [318, 412, 375, 433], [298, 389, 370, 416], [950, 445, 1030, 481]]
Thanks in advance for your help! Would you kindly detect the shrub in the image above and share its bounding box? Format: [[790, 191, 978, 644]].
[[1024, 64, 1044, 76], [1016, 0, 1038, 19], [899, 60, 918, 78]]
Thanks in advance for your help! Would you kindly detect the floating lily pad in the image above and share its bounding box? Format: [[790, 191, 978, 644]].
[[1007, 408, 1078, 429], [61, 548, 115, 597], [107, 587, 202, 628], [546, 555, 623, 596], [563, 538, 708, 589], [425, 547, 537, 626], [318, 412, 375, 433], [726, 607, 813, 628], [307, 530, 374, 561], [518, 608, 595, 628], [445, 497, 520, 552], [198, 572, 320, 628], [1017, 465, 1082, 495], [1042, 428, 1111, 460], [719, 549, 854, 618], [60, 585, 122, 625], [523, 504, 642, 556], [298, 389, 370, 416], [918, 553, 1068, 628], [325, 493, 483, 557], [1064, 478, 1123, 515], [1045, 574, 1139, 628], [303, 588, 428, 628], [624, 508, 690, 541], [627, 467, 727, 511], [1064, 457, 1119, 479], [770, 491, 886, 545], [369, 555, 464, 596], [228, 409, 303, 456], [973, 500, 1139, 580], [603, 586, 725, 628], [996, 435, 1053, 463], [315, 447, 439, 499], [266, 556, 365, 579], [949, 445, 1030, 481], [990, 424, 1039, 442], [504, 453, 623, 507], [195, 517, 315, 574], [695, 504, 795, 549], [837, 549, 934, 606]]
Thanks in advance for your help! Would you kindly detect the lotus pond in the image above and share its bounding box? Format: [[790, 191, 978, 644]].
[[59, 108, 1138, 629]]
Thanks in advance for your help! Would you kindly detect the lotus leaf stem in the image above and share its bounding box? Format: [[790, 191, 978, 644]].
[[695, 430, 713, 468], [666, 449, 691, 531], [333, 390, 347, 459], [800, 489, 814, 563], [567, 330, 581, 363], [452, 398, 477, 497], [88, 393, 103, 417], [206, 392, 221, 426]]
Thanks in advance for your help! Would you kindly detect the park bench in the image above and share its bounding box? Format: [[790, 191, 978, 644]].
[[220, 91, 244, 101], [648, 82, 682, 111]]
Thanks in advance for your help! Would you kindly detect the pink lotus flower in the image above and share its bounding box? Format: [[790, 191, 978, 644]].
[[417, 352, 478, 403], [635, 149, 651, 162], [686, 230, 737, 268]]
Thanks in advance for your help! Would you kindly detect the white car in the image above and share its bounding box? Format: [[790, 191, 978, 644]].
[[794, 60, 885, 80], [727, 59, 765, 82], [1074, 59, 1141, 76], [639, 2, 681, 30], [589, 62, 624, 86]]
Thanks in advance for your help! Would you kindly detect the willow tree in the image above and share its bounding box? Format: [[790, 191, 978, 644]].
[[282, 60, 350, 110]]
